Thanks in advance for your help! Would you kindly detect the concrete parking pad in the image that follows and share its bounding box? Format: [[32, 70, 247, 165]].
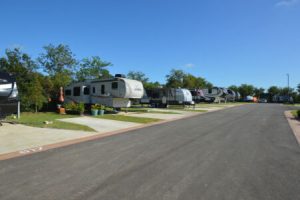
[[59, 116, 140, 132], [0, 123, 95, 154]]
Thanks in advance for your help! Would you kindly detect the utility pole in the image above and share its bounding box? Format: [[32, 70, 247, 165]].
[[287, 73, 290, 102]]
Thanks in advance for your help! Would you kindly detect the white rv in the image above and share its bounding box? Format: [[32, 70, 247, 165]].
[[141, 88, 194, 107], [64, 75, 144, 108]]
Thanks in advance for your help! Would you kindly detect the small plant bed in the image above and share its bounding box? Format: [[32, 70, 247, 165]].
[[94, 114, 161, 124], [291, 110, 300, 119], [7, 112, 95, 132]]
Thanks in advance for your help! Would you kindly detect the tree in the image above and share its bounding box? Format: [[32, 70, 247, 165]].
[[38, 44, 77, 96], [297, 84, 300, 94], [254, 87, 265, 98], [144, 81, 161, 89], [38, 44, 77, 75], [23, 73, 47, 112], [267, 86, 280, 102], [183, 74, 212, 89], [76, 56, 112, 81], [238, 84, 255, 98], [127, 71, 149, 84], [228, 85, 239, 93], [0, 48, 40, 110], [165, 69, 185, 88]]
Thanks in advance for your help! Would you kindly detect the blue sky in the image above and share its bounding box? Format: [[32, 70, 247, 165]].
[[0, 0, 299, 89]]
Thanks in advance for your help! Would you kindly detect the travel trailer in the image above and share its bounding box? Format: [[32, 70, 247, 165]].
[[141, 88, 194, 107], [0, 72, 19, 121], [272, 95, 293, 103], [64, 74, 144, 108]]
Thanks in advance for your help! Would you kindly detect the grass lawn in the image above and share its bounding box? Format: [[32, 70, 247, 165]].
[[165, 105, 208, 112], [7, 112, 95, 132], [196, 102, 245, 107], [291, 110, 300, 118], [95, 114, 161, 124], [122, 108, 180, 114]]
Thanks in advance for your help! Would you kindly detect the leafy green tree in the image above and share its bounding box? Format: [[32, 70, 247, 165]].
[[0, 48, 40, 110], [76, 56, 112, 81], [267, 86, 280, 102], [238, 84, 255, 98], [38, 44, 77, 75], [23, 73, 47, 112], [127, 71, 149, 84], [297, 84, 300, 94], [254, 87, 265, 98], [183, 74, 212, 89], [228, 85, 239, 93], [144, 81, 161, 89], [166, 69, 185, 88], [38, 44, 77, 95]]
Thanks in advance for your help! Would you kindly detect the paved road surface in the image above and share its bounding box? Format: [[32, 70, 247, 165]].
[[1, 104, 299, 200]]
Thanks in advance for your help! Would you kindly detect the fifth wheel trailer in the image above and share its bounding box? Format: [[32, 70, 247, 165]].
[[64, 75, 144, 108], [0, 72, 19, 121]]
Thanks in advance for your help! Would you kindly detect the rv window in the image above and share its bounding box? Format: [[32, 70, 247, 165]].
[[112, 82, 118, 90], [83, 87, 90, 95], [65, 89, 71, 96], [73, 87, 81, 96], [101, 85, 105, 95], [92, 87, 95, 93]]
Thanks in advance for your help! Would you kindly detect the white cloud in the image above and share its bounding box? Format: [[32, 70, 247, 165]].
[[184, 63, 195, 68], [275, 0, 299, 7]]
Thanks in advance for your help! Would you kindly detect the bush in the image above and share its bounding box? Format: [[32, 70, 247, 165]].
[[77, 102, 85, 114], [297, 110, 300, 118], [97, 104, 105, 110], [91, 104, 98, 110], [64, 102, 85, 115]]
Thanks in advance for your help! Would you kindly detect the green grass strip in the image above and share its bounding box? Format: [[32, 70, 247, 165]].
[[7, 112, 95, 132], [95, 114, 161, 124]]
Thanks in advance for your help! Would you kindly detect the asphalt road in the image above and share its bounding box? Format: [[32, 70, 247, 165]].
[[1, 104, 300, 200]]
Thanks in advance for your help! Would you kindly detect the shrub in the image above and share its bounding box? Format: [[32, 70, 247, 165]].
[[297, 110, 300, 118], [91, 104, 99, 110], [96, 104, 105, 110], [64, 102, 77, 111], [77, 102, 85, 114], [64, 102, 85, 115]]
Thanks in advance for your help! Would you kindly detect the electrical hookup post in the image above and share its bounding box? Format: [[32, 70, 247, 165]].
[[17, 101, 20, 119]]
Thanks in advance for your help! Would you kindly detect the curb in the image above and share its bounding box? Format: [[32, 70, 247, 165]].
[[285, 110, 300, 145], [0, 105, 242, 161]]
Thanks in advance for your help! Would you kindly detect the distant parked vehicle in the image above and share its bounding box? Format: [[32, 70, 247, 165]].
[[64, 74, 144, 108], [272, 95, 293, 103], [258, 98, 268, 103], [141, 88, 194, 108], [0, 72, 19, 120]]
